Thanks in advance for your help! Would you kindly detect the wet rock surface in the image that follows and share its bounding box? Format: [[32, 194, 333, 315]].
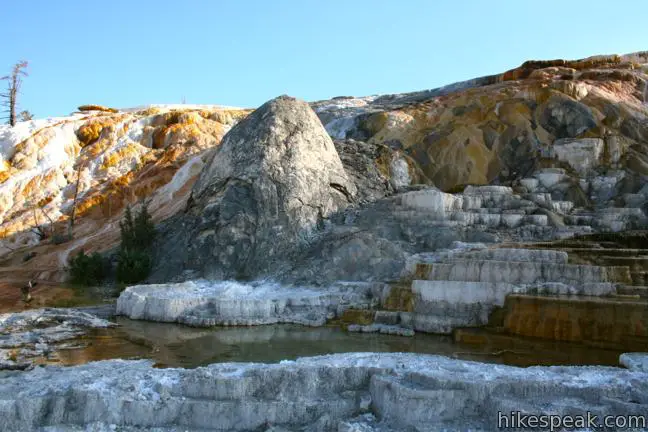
[[119, 240, 645, 348], [0, 308, 116, 370], [1, 352, 647, 431]]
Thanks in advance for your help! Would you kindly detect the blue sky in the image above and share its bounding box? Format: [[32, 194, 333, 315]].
[[2, 0, 647, 118]]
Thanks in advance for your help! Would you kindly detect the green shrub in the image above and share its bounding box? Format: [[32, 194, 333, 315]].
[[116, 202, 156, 284], [68, 251, 107, 286], [134, 202, 155, 249], [116, 249, 152, 284]]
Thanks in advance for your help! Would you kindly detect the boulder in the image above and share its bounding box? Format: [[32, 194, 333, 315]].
[[160, 96, 356, 280]]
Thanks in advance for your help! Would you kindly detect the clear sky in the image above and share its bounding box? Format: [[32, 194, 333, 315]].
[[2, 0, 647, 118]]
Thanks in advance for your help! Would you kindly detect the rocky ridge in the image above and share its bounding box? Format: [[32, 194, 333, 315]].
[[315, 51, 648, 220]]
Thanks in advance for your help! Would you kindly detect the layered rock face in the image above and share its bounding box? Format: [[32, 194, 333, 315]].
[[398, 246, 626, 334], [0, 104, 250, 287], [276, 184, 599, 285], [449, 233, 648, 348], [314, 52, 648, 220], [155, 96, 356, 280], [1, 352, 647, 431]]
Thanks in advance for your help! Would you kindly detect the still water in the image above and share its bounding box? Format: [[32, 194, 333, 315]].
[[51, 317, 625, 368]]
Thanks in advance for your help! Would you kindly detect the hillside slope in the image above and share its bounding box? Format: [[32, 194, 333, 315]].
[[314, 52, 648, 193], [1, 51, 647, 293], [0, 105, 250, 293]]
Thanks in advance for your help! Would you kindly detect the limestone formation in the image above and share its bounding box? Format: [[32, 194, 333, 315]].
[[2, 50, 648, 432], [117, 280, 378, 326], [1, 353, 647, 431], [620, 352, 648, 372], [0, 104, 250, 287], [277, 180, 627, 285], [313, 52, 648, 197]]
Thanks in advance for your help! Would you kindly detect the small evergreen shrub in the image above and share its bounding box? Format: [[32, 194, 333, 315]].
[[68, 251, 107, 286], [116, 249, 152, 284], [116, 203, 156, 284]]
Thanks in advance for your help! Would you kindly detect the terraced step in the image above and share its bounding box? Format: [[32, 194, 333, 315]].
[[631, 270, 648, 286], [449, 212, 538, 228], [414, 260, 631, 285], [617, 285, 648, 298], [403, 279, 617, 335], [412, 280, 615, 303], [565, 215, 594, 226], [501, 294, 648, 344], [449, 211, 502, 227], [560, 248, 648, 257], [456, 248, 568, 263], [502, 240, 623, 250], [551, 201, 574, 214], [582, 255, 648, 272], [452, 328, 628, 366], [393, 188, 550, 220]]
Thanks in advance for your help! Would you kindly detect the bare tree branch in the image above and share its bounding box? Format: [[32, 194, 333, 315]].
[[30, 208, 50, 241], [1, 61, 29, 126]]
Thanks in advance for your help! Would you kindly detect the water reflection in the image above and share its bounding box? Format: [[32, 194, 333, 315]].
[[50, 317, 628, 369]]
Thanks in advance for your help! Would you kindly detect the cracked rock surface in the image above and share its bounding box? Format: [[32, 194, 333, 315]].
[[1, 352, 647, 431]]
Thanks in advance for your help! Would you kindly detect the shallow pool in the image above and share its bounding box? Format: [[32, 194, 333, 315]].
[[49, 317, 626, 368]]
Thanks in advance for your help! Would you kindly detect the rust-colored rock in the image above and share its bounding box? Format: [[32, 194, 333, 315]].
[[502, 294, 648, 345], [0, 105, 251, 290], [77, 105, 119, 113]]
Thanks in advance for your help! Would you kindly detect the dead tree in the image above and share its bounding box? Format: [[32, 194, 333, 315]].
[[1, 61, 29, 126], [67, 161, 85, 239], [30, 208, 55, 241], [20, 110, 33, 121]]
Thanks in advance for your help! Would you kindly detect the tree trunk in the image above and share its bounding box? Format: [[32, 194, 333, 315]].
[[8, 74, 17, 126], [68, 163, 83, 239]]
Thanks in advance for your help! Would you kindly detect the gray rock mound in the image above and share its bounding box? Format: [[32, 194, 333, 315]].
[[154, 95, 356, 281]]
